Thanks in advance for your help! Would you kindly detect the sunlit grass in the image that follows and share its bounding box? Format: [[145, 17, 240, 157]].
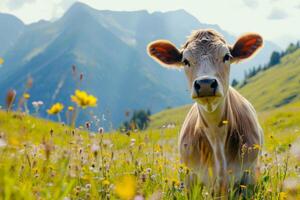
[[0, 106, 299, 199]]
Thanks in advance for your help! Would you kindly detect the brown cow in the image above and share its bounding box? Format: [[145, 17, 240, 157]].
[[147, 29, 264, 195]]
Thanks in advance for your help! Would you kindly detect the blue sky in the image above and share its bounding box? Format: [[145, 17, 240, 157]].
[[0, 0, 299, 47]]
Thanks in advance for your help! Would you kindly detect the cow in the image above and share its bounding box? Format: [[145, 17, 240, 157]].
[[147, 29, 264, 196]]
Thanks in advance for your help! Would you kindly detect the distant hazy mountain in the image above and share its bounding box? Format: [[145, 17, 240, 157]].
[[0, 2, 280, 128], [0, 13, 24, 55]]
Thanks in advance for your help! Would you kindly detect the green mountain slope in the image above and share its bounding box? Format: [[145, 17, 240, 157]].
[[239, 49, 300, 110], [149, 49, 300, 129]]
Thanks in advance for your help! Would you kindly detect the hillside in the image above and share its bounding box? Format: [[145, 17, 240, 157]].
[[0, 2, 280, 128], [239, 49, 300, 110], [149, 49, 300, 129]]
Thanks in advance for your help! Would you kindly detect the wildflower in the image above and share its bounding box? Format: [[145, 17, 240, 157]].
[[179, 182, 185, 190], [102, 180, 110, 186], [154, 144, 162, 153], [98, 127, 104, 134], [134, 195, 144, 200], [85, 122, 91, 129], [85, 184, 91, 190], [115, 175, 136, 200], [222, 120, 228, 125], [9, 138, 20, 147], [71, 90, 97, 108], [23, 93, 30, 99], [0, 138, 7, 148], [47, 103, 64, 115], [68, 106, 74, 111], [150, 174, 156, 180], [32, 101, 43, 108], [146, 168, 152, 174], [0, 57, 4, 65], [131, 138, 136, 143], [279, 192, 287, 200], [171, 179, 179, 187], [91, 144, 100, 157], [6, 89, 16, 111], [253, 144, 261, 150]]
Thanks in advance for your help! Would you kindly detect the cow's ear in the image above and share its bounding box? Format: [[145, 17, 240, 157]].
[[147, 40, 183, 68], [230, 33, 263, 62]]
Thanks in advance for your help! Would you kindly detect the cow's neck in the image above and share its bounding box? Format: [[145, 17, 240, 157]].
[[196, 98, 228, 181], [197, 98, 226, 128]]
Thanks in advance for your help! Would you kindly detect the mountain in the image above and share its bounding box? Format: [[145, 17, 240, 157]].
[[0, 2, 280, 128], [0, 13, 25, 55], [149, 49, 300, 129]]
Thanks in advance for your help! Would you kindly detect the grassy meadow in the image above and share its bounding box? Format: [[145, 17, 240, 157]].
[[0, 99, 300, 199], [0, 51, 300, 200]]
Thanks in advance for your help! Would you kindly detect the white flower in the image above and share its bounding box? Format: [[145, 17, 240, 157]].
[[131, 138, 136, 143], [134, 195, 144, 200], [0, 139, 7, 148], [91, 144, 100, 152], [32, 101, 44, 108]]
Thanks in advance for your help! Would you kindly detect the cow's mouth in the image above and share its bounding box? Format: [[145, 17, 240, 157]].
[[191, 93, 222, 100]]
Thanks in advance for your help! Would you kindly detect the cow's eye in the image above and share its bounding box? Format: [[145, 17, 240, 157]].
[[223, 53, 232, 63], [183, 59, 190, 67]]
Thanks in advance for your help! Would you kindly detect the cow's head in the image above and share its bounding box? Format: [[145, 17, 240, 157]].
[[147, 29, 263, 112]]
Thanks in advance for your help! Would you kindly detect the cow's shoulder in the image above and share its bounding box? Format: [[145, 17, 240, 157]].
[[226, 87, 263, 163]]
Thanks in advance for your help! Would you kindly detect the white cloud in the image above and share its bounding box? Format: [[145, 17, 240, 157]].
[[6, 0, 36, 10], [242, 0, 259, 8], [268, 8, 288, 20]]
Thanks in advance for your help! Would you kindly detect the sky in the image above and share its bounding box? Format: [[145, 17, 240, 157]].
[[0, 0, 299, 48]]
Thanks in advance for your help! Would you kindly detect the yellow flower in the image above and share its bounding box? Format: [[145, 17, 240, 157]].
[[115, 175, 136, 200], [68, 106, 74, 111], [71, 90, 97, 109], [253, 144, 261, 150], [102, 180, 110, 186], [9, 138, 20, 147], [47, 103, 64, 115], [279, 192, 287, 200], [222, 120, 228, 125], [0, 57, 4, 65], [23, 93, 30, 99]]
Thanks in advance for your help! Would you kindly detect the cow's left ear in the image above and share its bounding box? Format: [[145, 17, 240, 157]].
[[230, 33, 263, 62]]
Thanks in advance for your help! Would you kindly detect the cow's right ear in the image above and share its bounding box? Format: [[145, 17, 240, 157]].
[[147, 40, 183, 68]]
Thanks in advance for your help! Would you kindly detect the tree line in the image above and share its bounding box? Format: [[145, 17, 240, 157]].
[[231, 41, 300, 88], [119, 109, 151, 131]]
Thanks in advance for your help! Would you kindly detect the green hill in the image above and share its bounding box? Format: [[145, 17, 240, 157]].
[[149, 49, 300, 129], [239, 49, 300, 110]]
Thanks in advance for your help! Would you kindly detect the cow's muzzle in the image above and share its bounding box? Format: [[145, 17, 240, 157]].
[[192, 78, 220, 98]]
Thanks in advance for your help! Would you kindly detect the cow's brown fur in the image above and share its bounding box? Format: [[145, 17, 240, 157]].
[[147, 29, 264, 195], [179, 87, 263, 186]]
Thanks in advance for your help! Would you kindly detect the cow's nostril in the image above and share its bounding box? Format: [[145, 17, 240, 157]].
[[210, 79, 218, 90], [194, 81, 201, 91]]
